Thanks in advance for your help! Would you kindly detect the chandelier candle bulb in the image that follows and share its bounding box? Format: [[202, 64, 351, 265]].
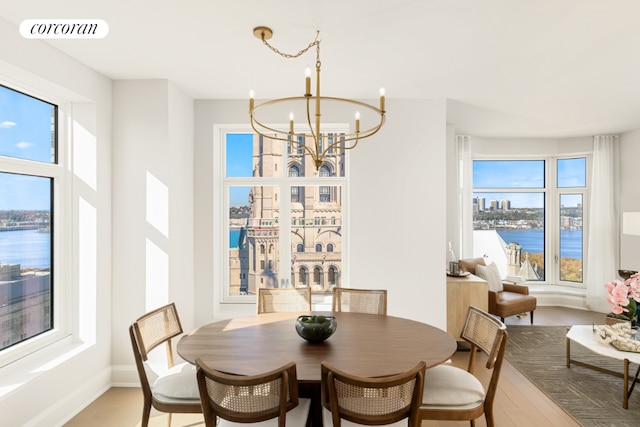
[[355, 111, 360, 133], [305, 67, 311, 96], [289, 112, 294, 135], [379, 88, 386, 112], [249, 90, 255, 112]]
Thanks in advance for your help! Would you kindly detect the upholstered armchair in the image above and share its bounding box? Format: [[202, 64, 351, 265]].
[[458, 257, 537, 324]]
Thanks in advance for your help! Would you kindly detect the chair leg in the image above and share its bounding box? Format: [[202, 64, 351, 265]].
[[485, 409, 495, 427], [530, 310, 534, 325], [141, 399, 152, 427], [166, 413, 172, 427], [500, 316, 505, 323]]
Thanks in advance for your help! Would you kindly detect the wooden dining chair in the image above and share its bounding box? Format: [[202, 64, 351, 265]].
[[321, 360, 426, 427], [419, 305, 508, 427], [129, 302, 202, 427], [257, 287, 312, 314], [195, 359, 311, 427], [331, 287, 388, 315]]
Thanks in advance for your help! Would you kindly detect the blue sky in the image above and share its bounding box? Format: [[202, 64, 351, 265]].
[[0, 172, 51, 211], [0, 85, 54, 163], [226, 133, 254, 206], [473, 159, 585, 208], [0, 85, 54, 210], [226, 133, 253, 177]]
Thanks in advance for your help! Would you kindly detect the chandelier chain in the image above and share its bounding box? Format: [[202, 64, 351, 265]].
[[261, 31, 321, 66]]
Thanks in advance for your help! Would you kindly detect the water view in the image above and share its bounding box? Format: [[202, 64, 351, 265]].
[[0, 229, 51, 269], [497, 229, 583, 260]]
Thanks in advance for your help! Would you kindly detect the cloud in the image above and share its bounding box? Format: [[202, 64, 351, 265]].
[[0, 121, 16, 128], [16, 141, 34, 149]]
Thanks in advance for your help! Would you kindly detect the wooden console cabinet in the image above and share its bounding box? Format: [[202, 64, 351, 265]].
[[446, 273, 488, 341]]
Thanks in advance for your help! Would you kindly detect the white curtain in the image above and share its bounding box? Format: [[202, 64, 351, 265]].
[[586, 135, 619, 313], [456, 135, 473, 259]]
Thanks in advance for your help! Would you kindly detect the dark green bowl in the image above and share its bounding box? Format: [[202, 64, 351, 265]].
[[295, 315, 337, 343]]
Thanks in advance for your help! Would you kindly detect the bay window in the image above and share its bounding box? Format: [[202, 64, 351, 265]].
[[472, 156, 588, 286]]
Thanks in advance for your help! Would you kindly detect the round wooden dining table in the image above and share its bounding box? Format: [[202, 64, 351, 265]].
[[178, 311, 456, 426]]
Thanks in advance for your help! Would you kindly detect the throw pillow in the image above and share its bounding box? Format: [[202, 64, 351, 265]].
[[476, 262, 503, 292]]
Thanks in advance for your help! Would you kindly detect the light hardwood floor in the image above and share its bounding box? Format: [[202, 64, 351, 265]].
[[65, 306, 603, 427]]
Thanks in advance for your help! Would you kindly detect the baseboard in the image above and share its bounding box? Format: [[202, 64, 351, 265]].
[[530, 285, 587, 310], [28, 366, 111, 427], [111, 364, 141, 387]]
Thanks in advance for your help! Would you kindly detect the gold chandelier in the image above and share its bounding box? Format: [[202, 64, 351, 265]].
[[249, 27, 386, 170]]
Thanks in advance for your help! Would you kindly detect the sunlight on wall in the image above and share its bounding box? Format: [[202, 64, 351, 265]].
[[72, 119, 97, 191], [146, 171, 169, 237], [145, 238, 168, 313], [78, 197, 97, 344]]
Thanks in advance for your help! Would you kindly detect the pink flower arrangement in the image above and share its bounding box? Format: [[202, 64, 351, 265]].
[[605, 272, 640, 321]]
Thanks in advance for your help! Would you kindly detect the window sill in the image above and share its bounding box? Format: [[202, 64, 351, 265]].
[[527, 284, 587, 310], [0, 335, 92, 399]]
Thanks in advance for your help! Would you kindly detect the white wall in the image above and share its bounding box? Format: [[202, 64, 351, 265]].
[[111, 80, 195, 382], [0, 18, 113, 427], [193, 98, 450, 327], [620, 130, 640, 270]]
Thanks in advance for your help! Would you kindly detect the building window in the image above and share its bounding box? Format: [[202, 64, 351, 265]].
[[0, 84, 57, 352], [297, 243, 304, 252], [328, 266, 336, 285], [472, 157, 587, 285], [327, 244, 334, 252], [313, 267, 321, 285], [315, 243, 322, 252], [290, 166, 300, 203], [319, 165, 331, 202]]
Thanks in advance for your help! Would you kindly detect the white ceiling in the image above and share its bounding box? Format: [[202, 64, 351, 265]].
[[2, 0, 640, 138]]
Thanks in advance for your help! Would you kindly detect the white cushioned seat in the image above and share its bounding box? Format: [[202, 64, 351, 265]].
[[421, 365, 485, 410], [151, 362, 200, 402], [218, 398, 310, 427]]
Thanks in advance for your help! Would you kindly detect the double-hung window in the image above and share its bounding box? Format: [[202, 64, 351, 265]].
[[215, 126, 348, 302], [0, 84, 60, 358], [472, 156, 588, 285]]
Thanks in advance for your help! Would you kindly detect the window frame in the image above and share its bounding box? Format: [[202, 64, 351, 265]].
[[213, 124, 350, 304], [550, 157, 589, 286], [471, 154, 590, 288], [0, 82, 71, 367]]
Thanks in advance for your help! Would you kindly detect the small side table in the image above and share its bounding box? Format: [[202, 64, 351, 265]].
[[566, 325, 640, 409]]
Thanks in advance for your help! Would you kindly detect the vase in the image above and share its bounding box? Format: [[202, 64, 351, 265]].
[[605, 314, 632, 327], [295, 315, 337, 343]]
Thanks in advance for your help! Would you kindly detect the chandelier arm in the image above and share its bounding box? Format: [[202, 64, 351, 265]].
[[302, 145, 321, 166], [285, 134, 319, 163], [305, 96, 317, 141], [343, 116, 386, 142], [249, 119, 291, 143], [251, 115, 323, 165], [318, 119, 383, 163]]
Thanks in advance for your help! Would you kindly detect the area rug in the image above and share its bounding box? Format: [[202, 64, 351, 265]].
[[505, 325, 640, 426]]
